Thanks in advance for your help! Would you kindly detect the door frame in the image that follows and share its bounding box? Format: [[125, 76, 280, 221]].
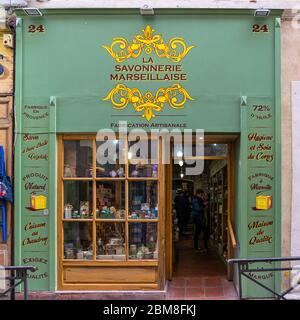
[[165, 135, 238, 281]]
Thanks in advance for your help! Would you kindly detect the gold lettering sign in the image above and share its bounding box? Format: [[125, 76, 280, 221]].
[[103, 83, 194, 121], [102, 25, 194, 63], [102, 26, 195, 121]]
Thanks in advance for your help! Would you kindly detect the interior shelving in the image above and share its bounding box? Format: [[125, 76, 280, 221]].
[[209, 164, 228, 263]]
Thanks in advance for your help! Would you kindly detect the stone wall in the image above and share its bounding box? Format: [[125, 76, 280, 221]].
[[281, 10, 300, 292]]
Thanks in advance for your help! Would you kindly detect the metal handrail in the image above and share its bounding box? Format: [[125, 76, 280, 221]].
[[228, 220, 237, 249], [0, 266, 37, 300], [229, 256, 300, 263], [228, 256, 300, 300]]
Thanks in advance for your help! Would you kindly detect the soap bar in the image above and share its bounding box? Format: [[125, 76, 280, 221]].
[[256, 196, 272, 210]]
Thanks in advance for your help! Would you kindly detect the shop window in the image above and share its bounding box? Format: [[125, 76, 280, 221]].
[[129, 223, 158, 260], [61, 137, 160, 263], [96, 140, 126, 177], [64, 140, 93, 177], [96, 181, 125, 219], [128, 181, 158, 220], [96, 222, 125, 260], [63, 222, 93, 260], [128, 139, 158, 178], [64, 181, 93, 219]]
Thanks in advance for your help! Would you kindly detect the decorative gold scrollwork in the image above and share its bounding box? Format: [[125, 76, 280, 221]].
[[103, 83, 194, 121], [102, 25, 194, 63]]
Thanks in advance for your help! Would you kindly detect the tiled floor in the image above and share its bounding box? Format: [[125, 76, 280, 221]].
[[167, 234, 239, 300]]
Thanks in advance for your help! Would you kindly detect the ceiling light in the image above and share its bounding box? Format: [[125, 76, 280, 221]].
[[254, 9, 270, 17], [140, 5, 155, 16], [180, 173, 184, 179], [23, 8, 43, 17], [176, 151, 183, 158], [179, 160, 184, 167]]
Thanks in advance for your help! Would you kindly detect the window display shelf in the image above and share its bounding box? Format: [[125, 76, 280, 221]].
[[95, 219, 126, 222], [129, 158, 158, 163], [62, 260, 159, 267], [63, 219, 94, 222], [127, 177, 159, 181], [95, 177, 126, 181], [128, 219, 159, 223], [128, 214, 158, 220], [127, 259, 158, 262], [62, 177, 93, 181]]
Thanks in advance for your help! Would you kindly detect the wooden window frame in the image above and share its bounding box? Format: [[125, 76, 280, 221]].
[[57, 134, 164, 277]]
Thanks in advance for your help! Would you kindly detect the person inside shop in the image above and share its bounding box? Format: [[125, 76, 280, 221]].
[[192, 189, 209, 253], [174, 189, 190, 235], [183, 190, 191, 234]]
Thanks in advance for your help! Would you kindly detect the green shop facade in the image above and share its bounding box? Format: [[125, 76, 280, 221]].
[[14, 9, 281, 297]]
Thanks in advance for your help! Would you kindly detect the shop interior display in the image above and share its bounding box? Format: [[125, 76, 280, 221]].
[[129, 163, 158, 178], [95, 165, 126, 178], [172, 156, 228, 265], [128, 139, 158, 178], [128, 181, 158, 219], [173, 143, 228, 159], [209, 164, 228, 262], [64, 181, 93, 219], [204, 144, 228, 157], [63, 222, 93, 260], [62, 139, 159, 261], [62, 139, 229, 265], [63, 140, 93, 177], [96, 223, 125, 260], [129, 223, 158, 259], [96, 140, 126, 178], [96, 182, 126, 219]]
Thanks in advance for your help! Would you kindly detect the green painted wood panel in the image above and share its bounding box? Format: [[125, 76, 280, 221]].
[[14, 10, 281, 294], [17, 12, 278, 132]]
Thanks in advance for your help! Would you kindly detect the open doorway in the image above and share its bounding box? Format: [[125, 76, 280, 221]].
[[165, 139, 238, 299], [172, 158, 229, 278], [166, 139, 237, 280]]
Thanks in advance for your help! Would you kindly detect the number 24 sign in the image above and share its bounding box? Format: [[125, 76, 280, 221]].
[[28, 25, 45, 33], [252, 24, 269, 33]]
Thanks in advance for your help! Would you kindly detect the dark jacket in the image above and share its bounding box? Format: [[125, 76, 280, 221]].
[[191, 196, 205, 224], [174, 193, 189, 215]]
